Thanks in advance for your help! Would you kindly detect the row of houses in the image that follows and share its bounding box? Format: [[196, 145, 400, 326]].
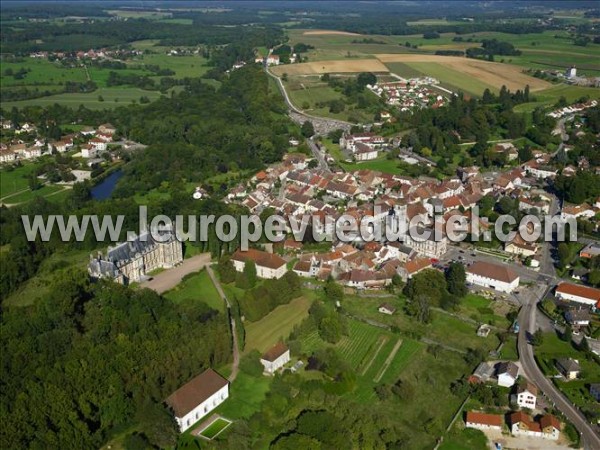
[[465, 411, 561, 440]]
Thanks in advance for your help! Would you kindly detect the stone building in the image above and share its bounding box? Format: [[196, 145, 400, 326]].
[[88, 231, 183, 284]]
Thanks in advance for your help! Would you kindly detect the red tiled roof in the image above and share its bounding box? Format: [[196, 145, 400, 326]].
[[539, 415, 561, 431], [466, 411, 503, 427], [232, 249, 286, 270], [556, 283, 600, 302], [261, 342, 288, 362]]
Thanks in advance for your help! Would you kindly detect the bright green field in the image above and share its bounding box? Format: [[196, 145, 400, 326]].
[[340, 156, 403, 174], [2, 87, 164, 110], [215, 372, 272, 420], [514, 84, 600, 113], [2, 184, 68, 205], [0, 59, 87, 89], [1, 163, 40, 198], [163, 269, 224, 312], [244, 295, 313, 353], [199, 418, 231, 439]]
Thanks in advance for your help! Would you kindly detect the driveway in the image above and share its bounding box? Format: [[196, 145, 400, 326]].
[[139, 253, 212, 294], [481, 429, 575, 450]]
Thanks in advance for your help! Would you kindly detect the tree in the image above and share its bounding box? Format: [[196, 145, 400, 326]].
[[319, 316, 343, 343], [562, 324, 572, 342], [588, 270, 600, 287], [531, 329, 544, 346], [356, 72, 376, 88], [557, 243, 571, 268], [243, 260, 257, 288], [406, 295, 431, 323], [541, 298, 556, 315], [324, 279, 344, 303], [217, 255, 237, 283], [301, 121, 315, 138], [446, 262, 467, 298]]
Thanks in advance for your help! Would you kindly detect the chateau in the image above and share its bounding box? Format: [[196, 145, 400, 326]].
[[88, 231, 183, 284]]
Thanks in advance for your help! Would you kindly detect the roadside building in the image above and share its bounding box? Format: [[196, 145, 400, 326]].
[[496, 361, 519, 387], [512, 382, 537, 409], [555, 357, 581, 380], [466, 261, 520, 293], [555, 283, 600, 306]]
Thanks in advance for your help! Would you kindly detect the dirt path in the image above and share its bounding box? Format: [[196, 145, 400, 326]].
[[206, 266, 240, 383], [373, 338, 403, 382], [140, 253, 211, 294], [360, 335, 389, 376]]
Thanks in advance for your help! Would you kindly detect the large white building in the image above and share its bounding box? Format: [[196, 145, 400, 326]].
[[555, 283, 600, 306], [231, 249, 287, 279], [466, 261, 520, 293], [260, 342, 290, 374], [465, 412, 503, 431], [166, 368, 229, 433]]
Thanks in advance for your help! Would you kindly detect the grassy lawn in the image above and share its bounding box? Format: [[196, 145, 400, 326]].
[[499, 335, 519, 361], [2, 184, 68, 204], [440, 427, 488, 450], [199, 417, 231, 439], [514, 84, 600, 113], [244, 296, 313, 353], [0, 163, 41, 198], [163, 269, 224, 312], [215, 372, 272, 420], [458, 294, 512, 329], [340, 156, 404, 174]]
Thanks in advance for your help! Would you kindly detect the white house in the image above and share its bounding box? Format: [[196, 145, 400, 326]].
[[496, 361, 519, 387], [465, 411, 503, 431], [512, 382, 537, 409], [81, 144, 98, 159], [231, 249, 287, 279], [466, 261, 520, 293], [555, 283, 600, 306], [510, 412, 560, 440], [260, 342, 290, 374], [378, 303, 396, 315], [166, 368, 229, 433], [0, 148, 16, 163], [354, 142, 379, 161], [89, 138, 107, 151]]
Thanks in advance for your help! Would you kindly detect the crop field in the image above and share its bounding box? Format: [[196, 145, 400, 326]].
[[0, 59, 88, 89], [2, 87, 164, 110], [375, 54, 551, 92], [272, 59, 389, 76], [302, 30, 361, 36], [244, 296, 313, 353]]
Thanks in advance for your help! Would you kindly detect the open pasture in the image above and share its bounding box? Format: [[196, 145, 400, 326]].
[[302, 30, 362, 36], [272, 59, 389, 76]]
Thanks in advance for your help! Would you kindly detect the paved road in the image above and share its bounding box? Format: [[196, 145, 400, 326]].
[[518, 290, 600, 449], [265, 67, 354, 135], [206, 266, 240, 383], [308, 137, 330, 172], [139, 253, 211, 294]]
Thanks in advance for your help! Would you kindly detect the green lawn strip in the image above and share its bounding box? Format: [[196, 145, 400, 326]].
[[199, 418, 231, 439], [244, 296, 313, 353], [163, 269, 224, 312], [214, 372, 272, 420], [2, 184, 65, 204], [1, 163, 43, 198]]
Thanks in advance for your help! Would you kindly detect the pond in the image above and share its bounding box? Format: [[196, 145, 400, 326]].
[[91, 169, 123, 200]]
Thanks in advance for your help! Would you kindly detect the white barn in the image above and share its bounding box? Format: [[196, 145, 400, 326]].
[[555, 283, 600, 306], [166, 368, 229, 433], [260, 342, 290, 374], [466, 261, 519, 293]]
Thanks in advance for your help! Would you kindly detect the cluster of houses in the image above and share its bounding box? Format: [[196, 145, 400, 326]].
[[29, 48, 143, 61], [466, 361, 563, 441], [0, 121, 117, 164], [547, 99, 598, 119], [367, 78, 447, 112], [225, 155, 553, 291]]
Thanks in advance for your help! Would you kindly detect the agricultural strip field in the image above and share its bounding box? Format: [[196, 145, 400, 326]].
[[375, 54, 551, 92], [271, 59, 389, 76], [244, 296, 313, 353], [163, 269, 224, 312], [2, 87, 164, 110]]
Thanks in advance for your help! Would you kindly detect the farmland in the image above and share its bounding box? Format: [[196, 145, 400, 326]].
[[244, 295, 313, 353]]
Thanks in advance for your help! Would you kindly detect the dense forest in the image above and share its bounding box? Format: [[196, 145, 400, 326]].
[[1, 274, 232, 449]]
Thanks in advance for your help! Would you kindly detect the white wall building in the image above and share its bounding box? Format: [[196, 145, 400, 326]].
[[231, 249, 287, 279], [166, 368, 229, 433], [513, 382, 537, 409], [466, 261, 520, 293], [465, 412, 503, 431], [555, 283, 600, 306], [260, 342, 290, 374]]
